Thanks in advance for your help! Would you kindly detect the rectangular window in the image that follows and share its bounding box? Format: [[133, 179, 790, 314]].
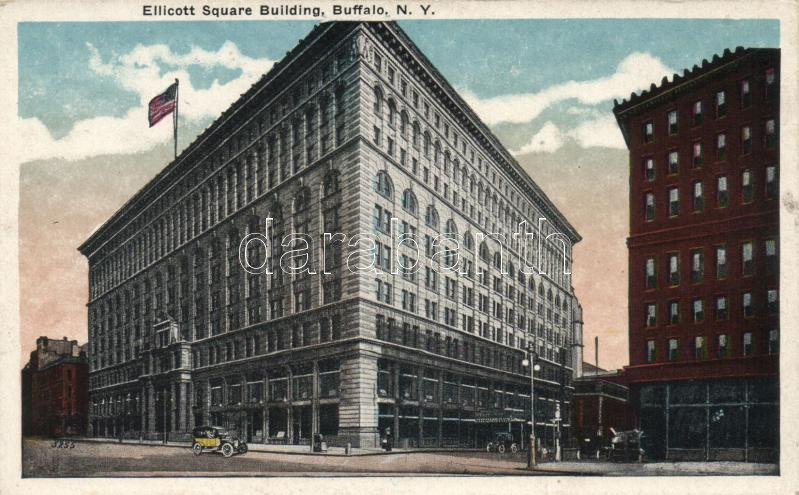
[[765, 119, 776, 149], [767, 289, 778, 315], [765, 165, 776, 199], [645, 192, 655, 221], [669, 301, 680, 324], [742, 292, 753, 318], [765, 239, 777, 274], [741, 79, 751, 108], [742, 332, 753, 356], [692, 101, 703, 125], [742, 242, 753, 276], [373, 125, 381, 146], [694, 336, 706, 359], [692, 299, 704, 323], [645, 303, 657, 327], [716, 295, 728, 320], [668, 187, 679, 217], [645, 257, 657, 289], [716, 90, 726, 117], [646, 340, 656, 363], [717, 334, 729, 358], [717, 176, 728, 208], [693, 181, 704, 213], [691, 249, 704, 283], [716, 246, 727, 279], [742, 169, 753, 203], [716, 133, 726, 160], [765, 68, 776, 99], [668, 151, 679, 174], [741, 126, 752, 154], [667, 110, 678, 135], [644, 158, 655, 181], [768, 329, 778, 354], [643, 120, 654, 143], [668, 253, 680, 285], [668, 338, 679, 361], [692, 142, 703, 166]]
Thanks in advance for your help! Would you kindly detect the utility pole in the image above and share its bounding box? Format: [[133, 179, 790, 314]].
[[524, 343, 539, 470]]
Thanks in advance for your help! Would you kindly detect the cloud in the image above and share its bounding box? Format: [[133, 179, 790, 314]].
[[511, 115, 626, 155], [511, 122, 564, 154], [567, 114, 626, 150], [461, 52, 674, 126], [18, 41, 275, 163]]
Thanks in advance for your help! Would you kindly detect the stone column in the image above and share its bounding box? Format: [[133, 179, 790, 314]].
[[146, 383, 156, 434], [178, 382, 188, 433]]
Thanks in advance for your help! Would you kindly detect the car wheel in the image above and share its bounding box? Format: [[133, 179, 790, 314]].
[[497, 444, 506, 454], [239, 443, 248, 454], [192, 443, 203, 456], [510, 443, 519, 454], [221, 443, 234, 457], [486, 443, 493, 453]]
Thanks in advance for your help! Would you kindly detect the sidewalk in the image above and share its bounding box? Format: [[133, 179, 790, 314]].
[[527, 460, 779, 476]]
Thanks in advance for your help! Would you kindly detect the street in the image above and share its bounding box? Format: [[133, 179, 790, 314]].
[[22, 438, 777, 477], [22, 438, 558, 477]]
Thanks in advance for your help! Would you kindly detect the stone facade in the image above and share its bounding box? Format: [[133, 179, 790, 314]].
[[79, 22, 582, 449]]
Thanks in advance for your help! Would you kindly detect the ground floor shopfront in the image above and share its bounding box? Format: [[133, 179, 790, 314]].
[[634, 377, 778, 462], [88, 339, 574, 450]]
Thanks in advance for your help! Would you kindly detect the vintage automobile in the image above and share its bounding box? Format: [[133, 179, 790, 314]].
[[486, 432, 519, 454], [191, 426, 248, 457], [605, 428, 644, 462]]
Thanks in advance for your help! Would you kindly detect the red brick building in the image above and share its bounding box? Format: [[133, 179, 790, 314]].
[[613, 47, 779, 461], [22, 337, 89, 437]]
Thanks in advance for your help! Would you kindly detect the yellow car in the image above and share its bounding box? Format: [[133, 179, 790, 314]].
[[191, 426, 248, 457]]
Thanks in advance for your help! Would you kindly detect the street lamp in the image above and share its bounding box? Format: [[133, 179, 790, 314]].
[[522, 343, 541, 470]]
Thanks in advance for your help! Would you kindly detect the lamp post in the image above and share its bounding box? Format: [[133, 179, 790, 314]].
[[522, 343, 540, 470]]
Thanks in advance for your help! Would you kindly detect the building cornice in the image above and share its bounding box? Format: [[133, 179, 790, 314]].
[[373, 22, 580, 243]]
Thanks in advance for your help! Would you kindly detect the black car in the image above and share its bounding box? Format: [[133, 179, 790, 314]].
[[486, 432, 519, 454]]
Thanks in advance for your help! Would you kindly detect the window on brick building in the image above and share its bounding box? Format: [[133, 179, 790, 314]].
[[668, 253, 680, 285], [668, 187, 679, 217], [668, 338, 679, 361], [717, 176, 728, 208], [694, 336, 707, 359], [643, 120, 654, 143], [645, 192, 655, 221], [645, 303, 657, 327], [692, 100, 703, 125], [717, 334, 729, 358], [716, 90, 727, 117], [645, 257, 657, 289], [742, 242, 754, 276], [667, 110, 678, 135], [742, 292, 753, 318], [693, 181, 704, 213], [742, 169, 753, 203], [644, 158, 655, 181], [742, 332, 753, 356], [765, 119, 776, 149], [741, 126, 752, 154], [646, 340, 656, 363], [668, 150, 679, 174], [669, 301, 679, 324], [716, 133, 726, 160], [740, 79, 751, 108], [692, 142, 703, 166]]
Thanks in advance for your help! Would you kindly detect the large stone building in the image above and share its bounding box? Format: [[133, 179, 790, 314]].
[[614, 47, 779, 461], [78, 21, 582, 449], [22, 336, 89, 437]]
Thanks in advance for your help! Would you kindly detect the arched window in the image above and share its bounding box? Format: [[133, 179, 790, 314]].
[[423, 131, 432, 156], [493, 251, 502, 270], [401, 189, 417, 214], [387, 98, 397, 125], [412, 122, 421, 146], [463, 231, 474, 251], [425, 205, 439, 229], [374, 171, 393, 199], [400, 110, 409, 135], [373, 86, 383, 115], [538, 283, 544, 297], [434, 141, 441, 165], [324, 170, 340, 196], [547, 288, 553, 302], [444, 219, 458, 236], [518, 271, 525, 285], [479, 241, 490, 262]]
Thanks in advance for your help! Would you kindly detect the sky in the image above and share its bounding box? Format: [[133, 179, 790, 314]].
[[17, 19, 779, 368]]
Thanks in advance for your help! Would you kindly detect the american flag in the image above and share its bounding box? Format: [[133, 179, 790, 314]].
[[148, 82, 178, 127]]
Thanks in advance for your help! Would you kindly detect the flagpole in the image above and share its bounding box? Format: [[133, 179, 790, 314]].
[[173, 78, 179, 159]]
